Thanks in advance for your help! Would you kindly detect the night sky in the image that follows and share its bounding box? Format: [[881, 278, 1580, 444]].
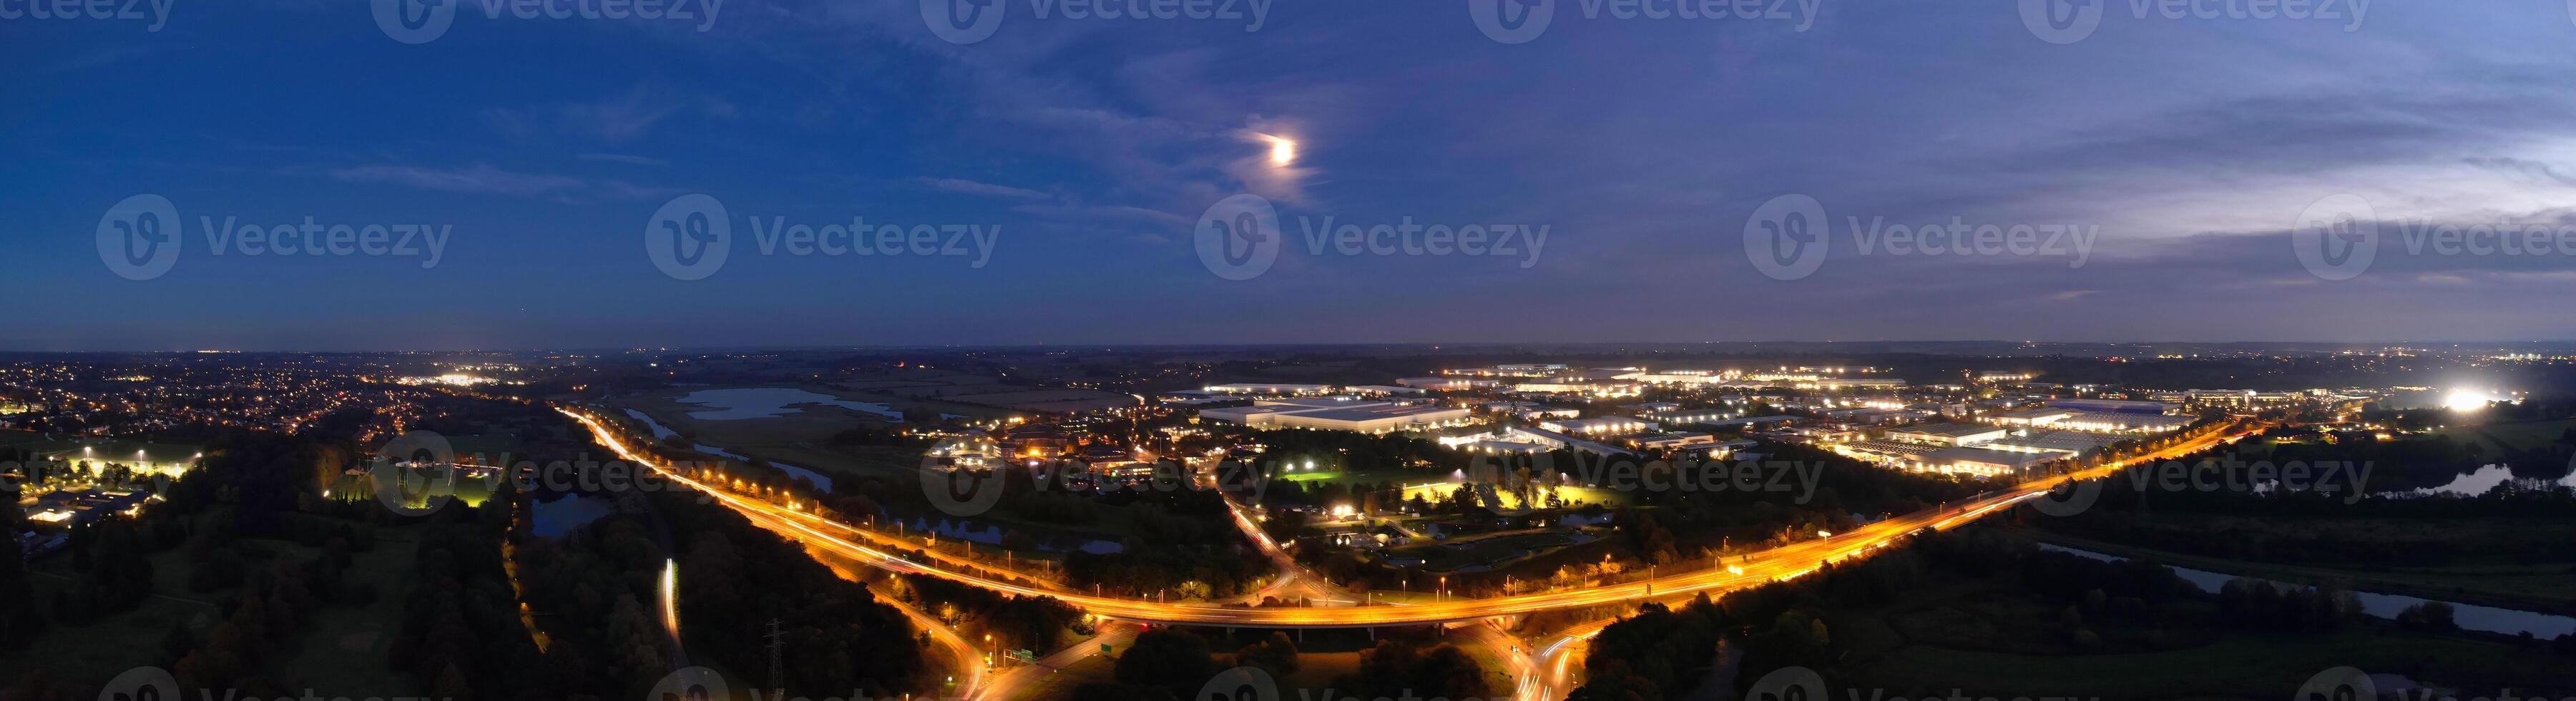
[[6, 1, 2572, 350]]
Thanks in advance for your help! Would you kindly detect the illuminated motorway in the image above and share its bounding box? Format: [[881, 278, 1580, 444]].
[[564, 407, 2240, 630]]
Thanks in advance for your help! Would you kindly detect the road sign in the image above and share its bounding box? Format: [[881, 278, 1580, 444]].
[[1099, 643, 1113, 655], [1009, 649, 1037, 664]]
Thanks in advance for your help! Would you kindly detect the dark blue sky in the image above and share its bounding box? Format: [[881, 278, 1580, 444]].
[[6, 1, 2573, 350]]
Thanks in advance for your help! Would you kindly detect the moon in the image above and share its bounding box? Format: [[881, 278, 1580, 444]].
[[1267, 136, 1297, 166]]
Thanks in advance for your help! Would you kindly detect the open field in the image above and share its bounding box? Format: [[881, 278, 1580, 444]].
[[1818, 559, 2576, 698], [617, 387, 888, 447], [275, 525, 425, 693], [2439, 417, 2576, 456], [2019, 529, 2576, 616]]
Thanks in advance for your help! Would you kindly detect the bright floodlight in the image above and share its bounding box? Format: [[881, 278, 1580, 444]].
[[2444, 390, 2490, 411]]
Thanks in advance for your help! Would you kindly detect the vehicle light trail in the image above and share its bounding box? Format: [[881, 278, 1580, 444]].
[[564, 407, 2245, 629]]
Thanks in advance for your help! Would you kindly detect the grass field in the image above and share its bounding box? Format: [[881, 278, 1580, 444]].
[[1806, 544, 2576, 699], [2441, 417, 2576, 456], [1016, 649, 1117, 699], [274, 524, 426, 694], [2020, 529, 2576, 616], [617, 388, 876, 448], [1813, 569, 2576, 695], [1854, 630, 2563, 699]]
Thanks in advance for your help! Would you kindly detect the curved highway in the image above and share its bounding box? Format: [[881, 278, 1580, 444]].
[[564, 407, 2240, 629]]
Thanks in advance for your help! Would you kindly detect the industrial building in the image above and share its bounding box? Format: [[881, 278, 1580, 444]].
[[2052, 412, 2194, 433], [1198, 398, 1474, 433], [1396, 377, 1502, 391], [1539, 416, 1657, 436], [1203, 383, 1338, 396], [1881, 423, 2011, 446], [2046, 398, 2180, 415], [1919, 446, 2070, 476]]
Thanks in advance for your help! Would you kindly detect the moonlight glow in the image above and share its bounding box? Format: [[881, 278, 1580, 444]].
[[1266, 135, 1297, 166]]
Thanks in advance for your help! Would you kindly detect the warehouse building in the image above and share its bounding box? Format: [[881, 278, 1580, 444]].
[[1199, 398, 1473, 433]]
